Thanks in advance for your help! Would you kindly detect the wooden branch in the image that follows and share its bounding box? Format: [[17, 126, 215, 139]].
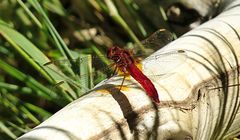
[[18, 1, 240, 140]]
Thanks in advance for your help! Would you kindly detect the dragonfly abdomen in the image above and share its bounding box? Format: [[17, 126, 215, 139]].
[[127, 64, 160, 103]]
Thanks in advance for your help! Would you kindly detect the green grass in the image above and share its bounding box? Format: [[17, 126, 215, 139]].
[[0, 0, 171, 139]]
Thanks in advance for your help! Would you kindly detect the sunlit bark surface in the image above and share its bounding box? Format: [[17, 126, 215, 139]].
[[18, 0, 240, 139]]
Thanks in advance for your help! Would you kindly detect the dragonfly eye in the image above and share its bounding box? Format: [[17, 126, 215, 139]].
[[107, 50, 114, 59], [107, 46, 119, 57], [111, 55, 119, 61], [116, 58, 121, 63]]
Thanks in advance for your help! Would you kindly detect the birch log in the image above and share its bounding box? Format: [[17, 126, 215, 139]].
[[18, 1, 240, 140]]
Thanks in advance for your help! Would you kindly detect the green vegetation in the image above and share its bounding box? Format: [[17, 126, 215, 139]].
[[0, 0, 171, 139]]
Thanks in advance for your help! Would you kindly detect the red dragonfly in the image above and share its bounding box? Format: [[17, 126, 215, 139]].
[[107, 46, 160, 103], [43, 29, 186, 103]]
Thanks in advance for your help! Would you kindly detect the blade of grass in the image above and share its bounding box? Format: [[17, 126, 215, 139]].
[[0, 59, 70, 104], [3, 93, 40, 124], [90, 44, 110, 65], [78, 54, 91, 94], [74, 29, 110, 65], [99, 0, 146, 52], [0, 82, 65, 104], [6, 121, 29, 133], [16, 0, 43, 28], [26, 0, 83, 86], [0, 22, 51, 83], [19, 106, 40, 124], [0, 121, 17, 139], [0, 82, 33, 94], [28, 0, 75, 63], [42, 0, 66, 16], [20, 0, 111, 96], [0, 22, 77, 100], [24, 102, 52, 119], [122, 0, 147, 37]]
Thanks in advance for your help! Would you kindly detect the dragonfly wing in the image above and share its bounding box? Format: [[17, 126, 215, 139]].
[[143, 49, 187, 77], [142, 29, 174, 49], [43, 55, 116, 97], [41, 28, 174, 98]]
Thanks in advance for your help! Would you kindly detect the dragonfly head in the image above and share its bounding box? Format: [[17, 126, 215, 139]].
[[107, 46, 122, 60], [107, 46, 135, 70]]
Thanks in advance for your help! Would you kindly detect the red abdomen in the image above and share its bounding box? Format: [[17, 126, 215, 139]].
[[107, 46, 160, 103], [127, 64, 160, 103]]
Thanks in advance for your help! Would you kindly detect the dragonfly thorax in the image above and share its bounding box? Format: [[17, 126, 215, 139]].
[[107, 46, 135, 72]]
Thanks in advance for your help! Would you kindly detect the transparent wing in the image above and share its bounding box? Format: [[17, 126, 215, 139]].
[[141, 29, 174, 49], [132, 29, 174, 55], [143, 49, 187, 77], [42, 29, 175, 97], [43, 55, 115, 96]]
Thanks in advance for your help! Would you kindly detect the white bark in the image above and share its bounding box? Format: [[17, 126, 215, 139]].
[[18, 0, 240, 140]]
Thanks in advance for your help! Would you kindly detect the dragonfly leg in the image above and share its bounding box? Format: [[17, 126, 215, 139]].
[[111, 65, 118, 77], [119, 75, 126, 92]]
